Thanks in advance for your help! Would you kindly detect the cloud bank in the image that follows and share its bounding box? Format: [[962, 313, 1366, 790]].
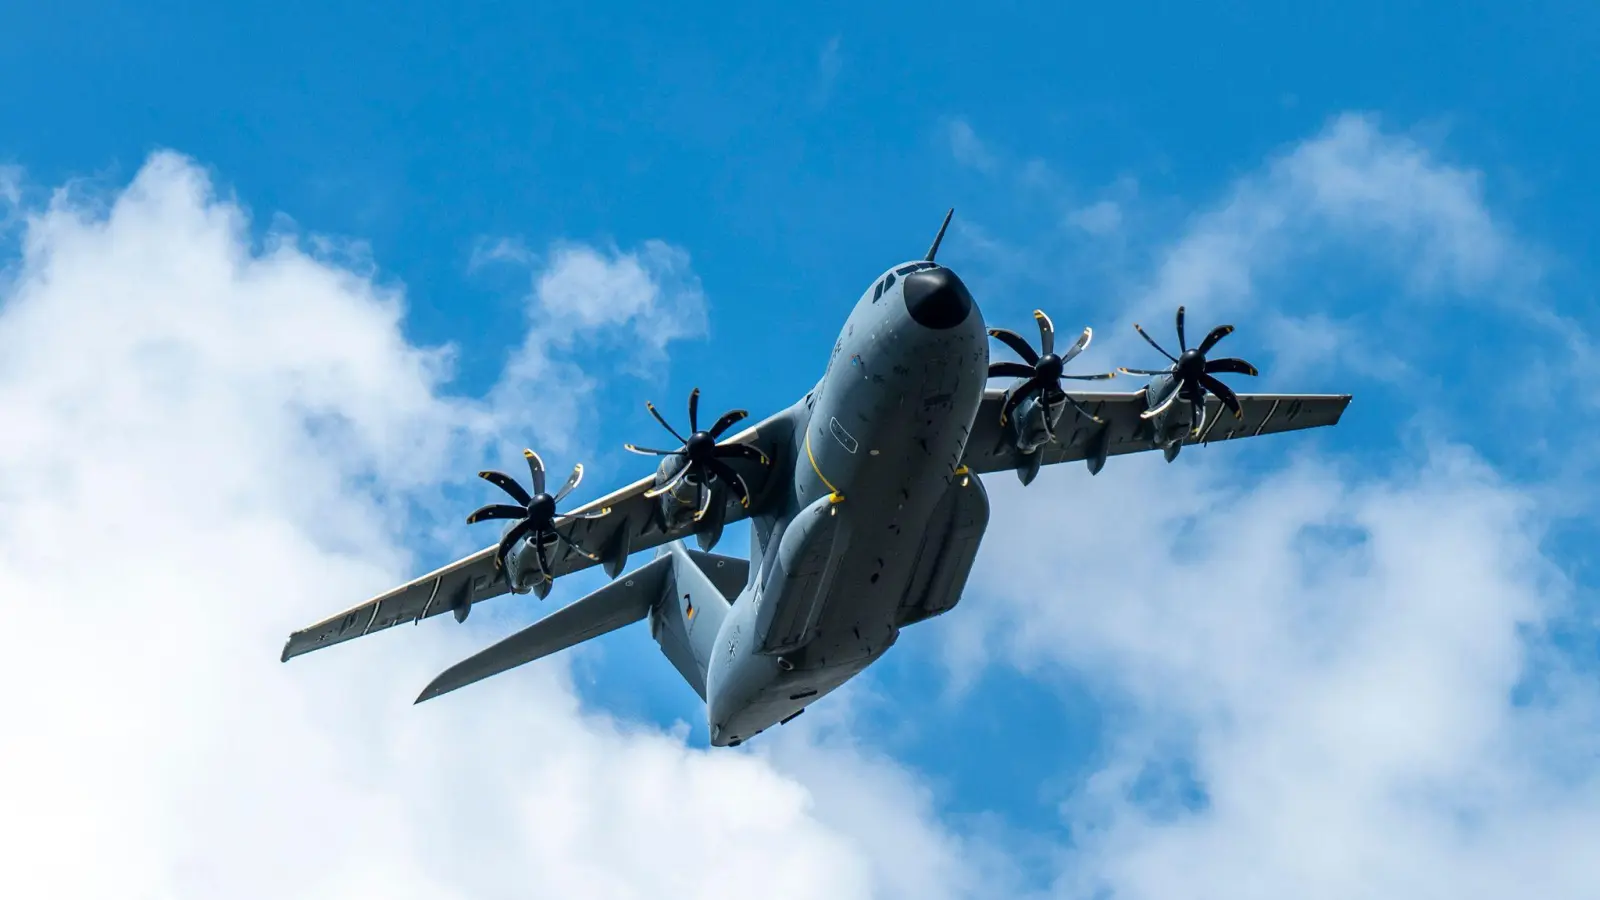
[[0, 152, 988, 900], [949, 112, 1600, 899], [3, 110, 1596, 900]]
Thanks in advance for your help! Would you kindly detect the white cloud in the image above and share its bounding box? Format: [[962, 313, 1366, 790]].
[[9, 117, 1592, 900], [0, 152, 990, 899], [487, 237, 709, 456], [1110, 114, 1543, 374], [950, 113, 1543, 388], [967, 445, 1600, 899], [812, 36, 843, 109], [532, 239, 707, 352], [948, 112, 1600, 898], [1067, 200, 1122, 237], [946, 118, 999, 175]]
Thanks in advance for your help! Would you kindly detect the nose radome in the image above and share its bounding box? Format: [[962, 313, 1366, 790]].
[[903, 266, 974, 330]]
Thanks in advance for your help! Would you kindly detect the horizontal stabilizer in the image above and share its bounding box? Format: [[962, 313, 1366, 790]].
[[415, 555, 672, 703]]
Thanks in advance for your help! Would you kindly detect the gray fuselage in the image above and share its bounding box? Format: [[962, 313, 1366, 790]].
[[703, 261, 990, 745]]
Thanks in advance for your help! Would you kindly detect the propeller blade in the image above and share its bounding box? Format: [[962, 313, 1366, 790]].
[[494, 518, 536, 571], [523, 449, 546, 496], [1190, 397, 1208, 435], [707, 409, 749, 439], [988, 328, 1041, 366], [688, 387, 701, 434], [1059, 326, 1092, 365], [534, 535, 553, 578], [1204, 356, 1258, 377], [692, 479, 710, 522], [706, 458, 752, 509], [1061, 371, 1117, 381], [466, 503, 528, 525], [999, 373, 1050, 425], [1197, 324, 1234, 355], [988, 361, 1037, 380], [1034, 309, 1056, 357], [555, 505, 612, 523], [1118, 367, 1173, 377], [1133, 323, 1179, 363], [712, 442, 770, 466], [625, 444, 680, 456], [1198, 372, 1244, 419], [644, 460, 694, 498], [553, 529, 599, 562], [1060, 393, 1104, 424], [1176, 306, 1188, 352], [553, 463, 583, 503], [646, 401, 688, 444], [478, 470, 533, 506], [1140, 382, 1183, 419]]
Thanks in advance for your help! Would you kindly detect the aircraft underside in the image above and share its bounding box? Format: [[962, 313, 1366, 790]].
[[279, 209, 1351, 751]]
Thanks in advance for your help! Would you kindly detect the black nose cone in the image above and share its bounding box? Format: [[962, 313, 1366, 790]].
[[903, 267, 974, 330]]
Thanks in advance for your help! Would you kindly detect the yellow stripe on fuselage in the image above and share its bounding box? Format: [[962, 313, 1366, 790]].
[[804, 428, 845, 503]]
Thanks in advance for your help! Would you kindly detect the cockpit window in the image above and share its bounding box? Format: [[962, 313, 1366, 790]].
[[873, 263, 937, 303]]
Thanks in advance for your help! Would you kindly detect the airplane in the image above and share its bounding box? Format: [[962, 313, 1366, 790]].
[[280, 210, 1351, 748]]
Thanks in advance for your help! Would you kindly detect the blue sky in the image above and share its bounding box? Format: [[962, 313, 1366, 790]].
[[3, 3, 1599, 898]]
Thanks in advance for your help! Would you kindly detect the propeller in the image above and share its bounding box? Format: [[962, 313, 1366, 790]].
[[467, 450, 611, 590], [625, 387, 770, 521], [1118, 305, 1259, 432], [989, 309, 1118, 437]]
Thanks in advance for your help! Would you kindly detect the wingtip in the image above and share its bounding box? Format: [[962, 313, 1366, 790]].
[[415, 677, 452, 704]]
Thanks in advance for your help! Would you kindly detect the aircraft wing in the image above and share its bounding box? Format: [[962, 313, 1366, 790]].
[[279, 420, 783, 663], [960, 389, 1352, 477]]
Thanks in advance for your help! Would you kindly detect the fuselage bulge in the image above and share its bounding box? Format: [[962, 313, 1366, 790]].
[[703, 261, 990, 745]]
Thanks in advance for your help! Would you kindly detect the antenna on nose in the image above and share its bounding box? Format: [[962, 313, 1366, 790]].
[[924, 208, 954, 262]]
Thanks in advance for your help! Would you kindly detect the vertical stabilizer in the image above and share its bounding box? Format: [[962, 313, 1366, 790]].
[[649, 543, 748, 700]]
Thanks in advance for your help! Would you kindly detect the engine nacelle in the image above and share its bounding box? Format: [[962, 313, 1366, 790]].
[[1006, 390, 1067, 456], [1142, 374, 1199, 462], [652, 456, 701, 530], [500, 521, 562, 600], [650, 456, 728, 551]]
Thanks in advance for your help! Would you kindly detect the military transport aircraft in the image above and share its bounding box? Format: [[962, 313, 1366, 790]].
[[280, 210, 1351, 748]]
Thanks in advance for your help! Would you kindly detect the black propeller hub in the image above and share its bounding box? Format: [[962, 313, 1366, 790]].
[[685, 432, 716, 464], [625, 387, 769, 520], [467, 450, 608, 591], [1121, 306, 1259, 425], [987, 310, 1117, 430], [526, 493, 557, 525], [1175, 349, 1206, 380]]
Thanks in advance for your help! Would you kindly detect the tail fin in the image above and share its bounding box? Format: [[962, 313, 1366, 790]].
[[648, 543, 748, 700]]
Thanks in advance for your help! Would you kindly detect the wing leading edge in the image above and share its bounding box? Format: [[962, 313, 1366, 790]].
[[960, 389, 1351, 477], [279, 421, 782, 663]]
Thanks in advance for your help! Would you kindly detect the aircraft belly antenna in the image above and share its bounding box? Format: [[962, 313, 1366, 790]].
[[925, 208, 954, 262]]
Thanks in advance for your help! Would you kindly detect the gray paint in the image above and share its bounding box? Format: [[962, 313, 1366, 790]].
[[283, 212, 1353, 749]]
